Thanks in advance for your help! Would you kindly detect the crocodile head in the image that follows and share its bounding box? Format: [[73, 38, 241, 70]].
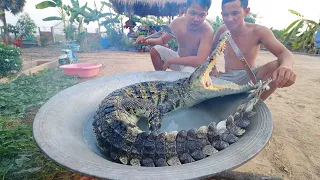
[[186, 30, 258, 103]]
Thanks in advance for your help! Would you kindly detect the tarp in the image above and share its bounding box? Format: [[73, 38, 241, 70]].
[[315, 27, 320, 48]]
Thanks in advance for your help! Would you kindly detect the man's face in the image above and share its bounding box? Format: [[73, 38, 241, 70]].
[[185, 3, 208, 30], [221, 0, 250, 30]]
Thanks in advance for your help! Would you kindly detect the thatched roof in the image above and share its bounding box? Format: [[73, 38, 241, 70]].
[[109, 0, 187, 17]]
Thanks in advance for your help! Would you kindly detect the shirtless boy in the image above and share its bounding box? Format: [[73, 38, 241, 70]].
[[211, 0, 296, 100], [135, 0, 214, 72]]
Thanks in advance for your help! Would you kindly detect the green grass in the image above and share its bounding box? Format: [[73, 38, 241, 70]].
[[0, 69, 82, 179]]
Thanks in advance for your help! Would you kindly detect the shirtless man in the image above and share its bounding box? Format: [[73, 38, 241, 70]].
[[135, 0, 214, 72], [211, 0, 296, 100]]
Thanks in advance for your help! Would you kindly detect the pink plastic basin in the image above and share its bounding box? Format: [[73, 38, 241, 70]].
[[60, 63, 102, 78]]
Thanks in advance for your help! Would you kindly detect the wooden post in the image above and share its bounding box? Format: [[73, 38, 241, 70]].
[[51, 26, 55, 43]]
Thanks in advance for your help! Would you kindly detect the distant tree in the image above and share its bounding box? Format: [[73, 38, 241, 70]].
[[270, 27, 285, 42], [7, 24, 19, 39], [82, 1, 114, 34], [244, 12, 258, 23], [207, 12, 259, 33], [206, 16, 224, 33], [35, 0, 67, 29], [0, 0, 26, 44], [64, 0, 88, 33], [16, 13, 37, 39]]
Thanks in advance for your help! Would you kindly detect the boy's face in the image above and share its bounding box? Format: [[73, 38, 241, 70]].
[[221, 0, 250, 30], [185, 3, 208, 30]]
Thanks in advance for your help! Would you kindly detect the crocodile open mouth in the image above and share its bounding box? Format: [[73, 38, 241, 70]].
[[200, 32, 238, 90]]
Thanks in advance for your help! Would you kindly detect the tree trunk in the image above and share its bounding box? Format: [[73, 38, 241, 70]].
[[61, 7, 66, 29], [0, 10, 8, 44], [97, 20, 100, 34]]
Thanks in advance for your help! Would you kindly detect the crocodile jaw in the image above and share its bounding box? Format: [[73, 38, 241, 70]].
[[189, 30, 238, 91]]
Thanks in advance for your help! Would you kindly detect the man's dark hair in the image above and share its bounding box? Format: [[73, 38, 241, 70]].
[[186, 0, 212, 10], [222, 0, 249, 9]]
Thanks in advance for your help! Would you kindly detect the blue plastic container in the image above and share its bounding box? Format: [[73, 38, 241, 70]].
[[101, 38, 109, 48]]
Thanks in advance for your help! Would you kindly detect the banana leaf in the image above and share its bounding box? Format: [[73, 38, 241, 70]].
[[288, 9, 304, 18], [283, 19, 301, 35], [42, 16, 62, 21], [35, 1, 57, 9]]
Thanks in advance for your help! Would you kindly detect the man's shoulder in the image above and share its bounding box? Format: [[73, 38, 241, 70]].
[[248, 23, 271, 35], [170, 16, 186, 26], [202, 21, 214, 33], [216, 25, 228, 34]]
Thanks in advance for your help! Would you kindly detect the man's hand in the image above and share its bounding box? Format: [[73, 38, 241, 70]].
[[209, 65, 220, 77], [210, 69, 220, 77], [135, 35, 148, 45], [272, 66, 296, 88]]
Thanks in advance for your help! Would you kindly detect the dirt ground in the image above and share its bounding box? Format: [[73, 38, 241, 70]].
[[22, 47, 320, 180]]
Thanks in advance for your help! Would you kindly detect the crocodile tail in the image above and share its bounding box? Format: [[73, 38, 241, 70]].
[[93, 115, 249, 167]]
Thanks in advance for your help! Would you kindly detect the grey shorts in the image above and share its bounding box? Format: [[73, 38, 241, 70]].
[[153, 45, 196, 73], [217, 67, 262, 85]]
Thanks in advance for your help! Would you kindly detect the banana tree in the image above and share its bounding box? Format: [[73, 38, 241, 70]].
[[35, 0, 67, 29], [65, 0, 88, 33], [206, 16, 224, 33], [282, 9, 319, 53], [82, 1, 113, 34]]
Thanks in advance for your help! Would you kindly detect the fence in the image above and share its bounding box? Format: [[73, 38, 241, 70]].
[[38, 26, 66, 45]]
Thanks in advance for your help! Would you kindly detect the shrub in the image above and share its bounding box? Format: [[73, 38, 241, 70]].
[[0, 43, 23, 78], [16, 13, 37, 40], [168, 39, 178, 51]]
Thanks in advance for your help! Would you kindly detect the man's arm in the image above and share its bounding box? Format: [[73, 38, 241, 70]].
[[145, 32, 175, 46], [258, 26, 296, 87], [136, 31, 174, 46], [166, 26, 214, 68], [136, 20, 177, 46]]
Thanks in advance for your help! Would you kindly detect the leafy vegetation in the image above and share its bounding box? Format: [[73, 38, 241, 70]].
[[0, 0, 26, 44], [0, 69, 81, 179], [207, 12, 259, 33], [0, 69, 79, 119], [244, 12, 258, 24], [15, 13, 37, 40], [0, 43, 23, 78], [35, 0, 67, 29], [64, 0, 88, 33], [270, 28, 285, 42], [282, 9, 320, 54], [206, 16, 224, 33]]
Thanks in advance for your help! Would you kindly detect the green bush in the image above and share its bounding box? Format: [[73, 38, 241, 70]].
[[168, 39, 178, 51], [0, 43, 23, 78]]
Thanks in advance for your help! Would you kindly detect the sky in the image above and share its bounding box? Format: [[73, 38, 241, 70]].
[[2, 0, 320, 33]]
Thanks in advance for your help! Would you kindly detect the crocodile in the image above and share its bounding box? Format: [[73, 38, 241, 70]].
[[92, 30, 272, 167]]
